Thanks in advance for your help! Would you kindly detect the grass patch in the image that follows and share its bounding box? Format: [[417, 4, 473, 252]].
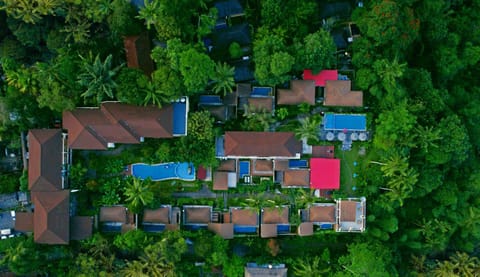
[[336, 143, 361, 195]]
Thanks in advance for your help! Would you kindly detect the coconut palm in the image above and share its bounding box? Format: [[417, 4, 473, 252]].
[[142, 82, 166, 107], [433, 260, 457, 277], [77, 54, 123, 104], [380, 152, 409, 178], [295, 116, 320, 142], [212, 62, 235, 96], [414, 125, 442, 154], [124, 177, 154, 213], [293, 256, 329, 277], [450, 252, 479, 276], [121, 260, 148, 277], [136, 0, 161, 30]]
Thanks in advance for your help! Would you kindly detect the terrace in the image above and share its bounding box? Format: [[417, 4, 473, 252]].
[[336, 197, 366, 232]]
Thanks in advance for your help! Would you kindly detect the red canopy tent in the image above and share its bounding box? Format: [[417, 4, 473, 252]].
[[310, 158, 340, 189], [303, 69, 338, 87]]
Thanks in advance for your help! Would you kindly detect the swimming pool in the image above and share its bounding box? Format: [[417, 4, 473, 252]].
[[130, 162, 196, 181]]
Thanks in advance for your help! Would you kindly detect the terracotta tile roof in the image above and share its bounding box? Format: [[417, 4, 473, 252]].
[[260, 223, 277, 238], [123, 33, 154, 76], [208, 223, 234, 239], [213, 171, 229, 191], [224, 132, 301, 158], [63, 103, 174, 150], [253, 160, 273, 172], [231, 208, 258, 226], [283, 170, 310, 187], [32, 191, 70, 244], [28, 129, 63, 191], [274, 160, 289, 171], [143, 207, 170, 224], [70, 216, 93, 241], [277, 80, 316, 105], [184, 206, 211, 224], [339, 201, 357, 222], [100, 206, 127, 223], [245, 267, 287, 277], [247, 97, 274, 112], [236, 83, 252, 97], [217, 159, 236, 171], [309, 205, 335, 223], [324, 80, 363, 107], [202, 105, 228, 121], [14, 212, 33, 232], [262, 207, 289, 224], [297, 222, 313, 236], [312, 145, 335, 158]]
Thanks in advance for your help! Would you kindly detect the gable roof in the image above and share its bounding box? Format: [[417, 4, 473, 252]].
[[143, 207, 170, 224], [310, 158, 340, 189], [28, 129, 63, 191], [32, 191, 70, 244], [63, 102, 176, 150], [303, 70, 338, 87], [184, 206, 212, 224], [247, 97, 274, 113], [262, 207, 289, 224], [123, 33, 154, 76], [324, 80, 363, 107], [283, 170, 310, 188], [231, 208, 258, 226], [223, 132, 301, 158], [309, 205, 336, 223], [277, 80, 316, 105], [99, 206, 127, 223], [245, 266, 287, 277]]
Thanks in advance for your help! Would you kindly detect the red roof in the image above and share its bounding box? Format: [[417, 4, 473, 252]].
[[310, 158, 340, 189], [303, 70, 338, 87], [197, 166, 207, 180]]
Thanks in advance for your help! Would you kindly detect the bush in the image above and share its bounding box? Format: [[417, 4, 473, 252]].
[[229, 42, 243, 59]]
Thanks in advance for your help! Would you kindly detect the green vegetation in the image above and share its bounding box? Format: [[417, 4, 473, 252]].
[[0, 0, 479, 276]]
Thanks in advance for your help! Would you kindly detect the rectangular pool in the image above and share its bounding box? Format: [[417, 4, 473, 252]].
[[131, 162, 196, 181], [323, 113, 367, 131]]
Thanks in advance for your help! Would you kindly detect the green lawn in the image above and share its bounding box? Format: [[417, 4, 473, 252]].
[[335, 143, 366, 196]]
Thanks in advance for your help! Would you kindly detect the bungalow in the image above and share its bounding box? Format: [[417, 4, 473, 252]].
[[260, 206, 290, 238], [182, 205, 213, 230], [229, 207, 259, 235], [213, 159, 237, 190], [324, 80, 363, 107], [300, 203, 337, 230], [198, 95, 236, 122], [63, 100, 189, 150], [142, 205, 180, 233], [99, 206, 135, 233], [237, 84, 275, 114], [336, 197, 366, 232], [216, 131, 302, 160], [276, 80, 316, 105]]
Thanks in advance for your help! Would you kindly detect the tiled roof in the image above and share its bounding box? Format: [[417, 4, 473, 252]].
[[143, 207, 170, 224], [231, 208, 258, 226], [224, 132, 301, 158], [277, 80, 316, 105], [283, 170, 310, 187], [262, 207, 289, 224], [213, 171, 229, 191], [63, 103, 175, 150], [309, 205, 335, 223], [184, 206, 211, 224], [32, 191, 70, 245], [99, 206, 127, 223], [28, 129, 63, 191], [70, 216, 93, 241], [324, 80, 363, 107]]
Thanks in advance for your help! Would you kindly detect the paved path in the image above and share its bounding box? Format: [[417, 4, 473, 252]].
[[172, 184, 217, 199]]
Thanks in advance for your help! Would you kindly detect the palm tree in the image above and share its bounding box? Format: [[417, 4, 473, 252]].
[[142, 82, 164, 107], [77, 54, 122, 104], [450, 252, 479, 276], [136, 0, 161, 30], [414, 125, 441, 154], [292, 256, 329, 277], [121, 260, 148, 277], [124, 177, 154, 213], [433, 260, 457, 277], [294, 116, 320, 142], [212, 62, 235, 96], [380, 152, 409, 178]]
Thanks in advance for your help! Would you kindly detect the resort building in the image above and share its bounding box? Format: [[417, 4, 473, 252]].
[[63, 100, 189, 150], [276, 80, 316, 105], [15, 129, 93, 244]]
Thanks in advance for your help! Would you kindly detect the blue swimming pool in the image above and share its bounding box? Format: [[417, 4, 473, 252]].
[[234, 225, 257, 234], [323, 113, 367, 131], [251, 87, 272, 96], [239, 161, 250, 177], [131, 162, 196, 181]]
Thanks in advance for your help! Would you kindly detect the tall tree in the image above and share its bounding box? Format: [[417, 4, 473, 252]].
[[77, 54, 123, 105], [178, 48, 215, 94], [124, 177, 154, 213], [212, 62, 235, 96]]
